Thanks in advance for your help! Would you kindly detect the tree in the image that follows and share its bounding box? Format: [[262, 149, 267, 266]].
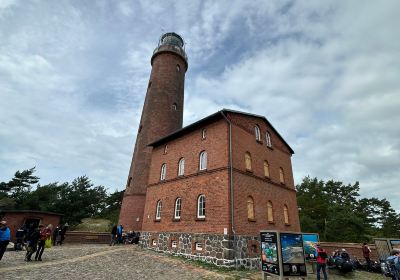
[[297, 176, 400, 242], [0, 167, 39, 209]]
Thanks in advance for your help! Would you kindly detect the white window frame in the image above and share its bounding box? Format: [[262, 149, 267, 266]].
[[197, 195, 206, 218], [195, 242, 203, 251], [155, 200, 162, 220], [255, 125, 261, 141], [201, 128, 206, 139], [171, 240, 178, 248], [152, 239, 157, 246], [174, 198, 182, 219], [266, 132, 272, 147], [178, 158, 185, 176], [160, 163, 167, 181], [199, 151, 207, 171]]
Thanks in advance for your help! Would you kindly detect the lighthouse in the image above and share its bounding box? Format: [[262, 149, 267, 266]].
[[119, 33, 188, 231]]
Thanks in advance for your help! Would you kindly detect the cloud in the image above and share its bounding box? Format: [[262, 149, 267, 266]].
[[0, 1, 399, 212]]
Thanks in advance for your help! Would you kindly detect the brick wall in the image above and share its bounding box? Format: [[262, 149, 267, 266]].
[[320, 242, 379, 261], [0, 211, 61, 242], [64, 231, 110, 244]]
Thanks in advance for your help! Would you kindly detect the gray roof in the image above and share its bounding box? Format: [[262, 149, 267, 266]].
[[148, 109, 294, 154]]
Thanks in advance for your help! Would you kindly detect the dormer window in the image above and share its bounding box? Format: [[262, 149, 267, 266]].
[[255, 125, 261, 141]]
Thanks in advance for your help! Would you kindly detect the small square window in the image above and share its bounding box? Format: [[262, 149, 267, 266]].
[[152, 239, 157, 246], [171, 240, 177, 248], [195, 242, 202, 251]]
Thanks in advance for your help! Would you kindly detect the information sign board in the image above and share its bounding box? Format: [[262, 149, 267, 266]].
[[302, 233, 319, 261], [261, 231, 280, 276], [280, 232, 307, 277]]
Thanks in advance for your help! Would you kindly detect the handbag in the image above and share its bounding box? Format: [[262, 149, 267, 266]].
[[45, 238, 52, 248]]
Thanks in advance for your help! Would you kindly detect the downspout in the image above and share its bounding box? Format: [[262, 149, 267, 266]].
[[221, 111, 236, 267]]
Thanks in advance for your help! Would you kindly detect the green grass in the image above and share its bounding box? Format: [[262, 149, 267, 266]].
[[73, 218, 111, 232]]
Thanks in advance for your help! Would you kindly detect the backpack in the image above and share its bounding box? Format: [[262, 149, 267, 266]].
[[387, 256, 400, 273]]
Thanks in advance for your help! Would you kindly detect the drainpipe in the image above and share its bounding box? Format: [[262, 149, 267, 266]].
[[221, 111, 236, 268]]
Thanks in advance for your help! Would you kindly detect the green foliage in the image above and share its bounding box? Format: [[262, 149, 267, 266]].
[[297, 176, 400, 242], [0, 168, 124, 227]]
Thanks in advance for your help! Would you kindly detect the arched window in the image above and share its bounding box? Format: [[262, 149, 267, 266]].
[[199, 151, 207, 171], [174, 198, 182, 219], [266, 132, 272, 147], [279, 167, 285, 184], [263, 161, 270, 177], [247, 196, 255, 220], [245, 152, 252, 171], [155, 200, 162, 220], [197, 194, 206, 218], [178, 158, 185, 176], [164, 145, 168, 154], [267, 201, 274, 222], [160, 164, 167, 181], [176, 64, 180, 72], [172, 103, 177, 111], [284, 205, 289, 224], [201, 128, 206, 139], [255, 125, 261, 141]]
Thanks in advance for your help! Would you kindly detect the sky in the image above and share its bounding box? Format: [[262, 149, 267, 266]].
[[0, 1, 399, 211]]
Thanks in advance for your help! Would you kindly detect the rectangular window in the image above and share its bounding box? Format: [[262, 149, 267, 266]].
[[171, 240, 177, 248], [195, 242, 202, 251], [152, 239, 157, 246]]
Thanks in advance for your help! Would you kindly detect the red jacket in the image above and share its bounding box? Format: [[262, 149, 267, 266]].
[[39, 227, 52, 241], [317, 247, 327, 264]]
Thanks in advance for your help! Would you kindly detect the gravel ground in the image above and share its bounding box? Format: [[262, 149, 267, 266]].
[[0, 244, 387, 280]]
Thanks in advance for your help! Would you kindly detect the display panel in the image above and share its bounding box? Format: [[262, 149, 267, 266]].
[[280, 233, 307, 277], [390, 240, 400, 250], [302, 233, 319, 261], [261, 231, 280, 275]]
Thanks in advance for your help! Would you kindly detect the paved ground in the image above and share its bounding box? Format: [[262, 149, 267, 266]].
[[0, 244, 387, 280]]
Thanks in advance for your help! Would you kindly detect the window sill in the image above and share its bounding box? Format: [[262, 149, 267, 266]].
[[172, 218, 181, 222], [256, 140, 263, 144], [268, 221, 275, 224], [267, 146, 273, 150], [248, 218, 256, 222], [154, 219, 161, 222], [196, 217, 206, 221], [246, 169, 253, 173], [285, 223, 291, 226]]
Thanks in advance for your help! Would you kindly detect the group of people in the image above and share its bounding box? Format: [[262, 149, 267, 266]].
[[0, 220, 69, 262], [109, 224, 140, 246]]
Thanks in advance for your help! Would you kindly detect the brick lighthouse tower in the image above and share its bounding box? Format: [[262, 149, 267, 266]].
[[119, 33, 188, 231]]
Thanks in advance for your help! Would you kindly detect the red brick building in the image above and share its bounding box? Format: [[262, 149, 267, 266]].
[[119, 33, 300, 267], [0, 210, 62, 242]]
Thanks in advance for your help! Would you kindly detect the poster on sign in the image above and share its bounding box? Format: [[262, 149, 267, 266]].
[[280, 232, 307, 277], [260, 231, 280, 276], [390, 240, 400, 250], [302, 233, 319, 261]]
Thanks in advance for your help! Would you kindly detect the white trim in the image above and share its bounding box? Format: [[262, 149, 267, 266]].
[[174, 198, 181, 219], [255, 125, 261, 141], [160, 163, 167, 181], [178, 158, 185, 176], [197, 195, 206, 218], [155, 200, 162, 220], [199, 151, 207, 170]]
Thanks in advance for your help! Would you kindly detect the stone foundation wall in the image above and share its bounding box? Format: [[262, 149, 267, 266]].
[[140, 231, 260, 268]]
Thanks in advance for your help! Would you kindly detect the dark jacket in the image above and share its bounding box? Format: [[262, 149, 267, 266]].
[[27, 229, 40, 246]]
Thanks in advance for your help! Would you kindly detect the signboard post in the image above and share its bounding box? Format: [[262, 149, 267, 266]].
[[260, 231, 307, 280], [302, 233, 319, 273]]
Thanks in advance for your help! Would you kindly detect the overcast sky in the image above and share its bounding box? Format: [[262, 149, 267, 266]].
[[1, 1, 399, 211]]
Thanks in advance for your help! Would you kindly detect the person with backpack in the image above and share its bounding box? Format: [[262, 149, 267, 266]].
[[387, 249, 400, 280], [0, 221, 11, 261], [316, 244, 328, 280]]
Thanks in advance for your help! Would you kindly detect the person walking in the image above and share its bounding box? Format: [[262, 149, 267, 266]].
[[316, 244, 328, 280], [58, 223, 68, 246], [25, 225, 40, 262], [0, 221, 11, 261], [52, 225, 60, 246], [35, 224, 52, 261], [362, 242, 372, 270]]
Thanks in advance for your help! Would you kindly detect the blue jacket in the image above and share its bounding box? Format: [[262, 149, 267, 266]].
[[0, 226, 11, 241]]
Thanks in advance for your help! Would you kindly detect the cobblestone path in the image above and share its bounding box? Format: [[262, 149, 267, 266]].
[[0, 244, 230, 280]]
